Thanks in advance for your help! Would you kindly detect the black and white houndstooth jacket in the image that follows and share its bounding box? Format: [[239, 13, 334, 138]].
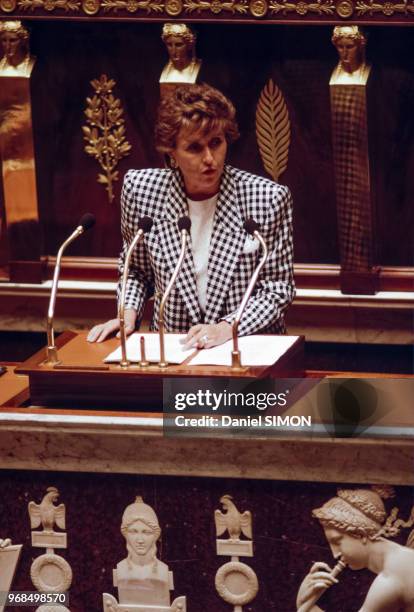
[[117, 165, 295, 336]]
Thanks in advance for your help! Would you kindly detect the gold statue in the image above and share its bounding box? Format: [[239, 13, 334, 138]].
[[0, 20, 41, 277], [330, 26, 370, 85], [0, 20, 34, 77], [296, 487, 414, 612], [159, 23, 201, 91]]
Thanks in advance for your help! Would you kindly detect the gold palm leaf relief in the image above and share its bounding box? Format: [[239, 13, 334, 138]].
[[256, 78, 290, 182]]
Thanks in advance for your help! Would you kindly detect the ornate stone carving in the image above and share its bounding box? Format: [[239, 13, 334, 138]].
[[215, 561, 259, 606], [28, 487, 72, 611], [0, 538, 22, 612], [29, 486, 66, 532], [29, 486, 67, 548], [296, 486, 414, 612], [30, 553, 73, 593], [103, 496, 186, 611], [215, 494, 252, 540], [214, 495, 258, 610]]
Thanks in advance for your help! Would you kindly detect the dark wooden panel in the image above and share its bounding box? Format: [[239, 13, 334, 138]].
[[1, 24, 413, 277]]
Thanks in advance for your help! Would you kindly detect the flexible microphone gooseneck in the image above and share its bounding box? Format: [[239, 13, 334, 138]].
[[231, 218, 268, 370], [158, 216, 191, 368], [44, 213, 96, 366], [118, 216, 153, 368]]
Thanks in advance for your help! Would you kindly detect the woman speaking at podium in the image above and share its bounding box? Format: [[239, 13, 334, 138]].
[[87, 84, 294, 349]]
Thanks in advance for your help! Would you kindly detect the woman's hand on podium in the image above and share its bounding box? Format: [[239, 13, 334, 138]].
[[180, 321, 232, 350], [87, 308, 137, 343]]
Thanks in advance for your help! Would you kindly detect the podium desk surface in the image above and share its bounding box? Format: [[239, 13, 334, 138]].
[[14, 331, 305, 410], [1, 359, 413, 487]]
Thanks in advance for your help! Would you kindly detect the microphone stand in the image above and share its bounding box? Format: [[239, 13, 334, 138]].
[[118, 217, 153, 369], [44, 214, 95, 366], [158, 217, 191, 368], [231, 223, 268, 370]]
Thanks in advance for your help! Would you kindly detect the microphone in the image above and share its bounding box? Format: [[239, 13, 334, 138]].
[[118, 216, 153, 368], [158, 215, 191, 368], [44, 213, 96, 366], [231, 218, 268, 370]]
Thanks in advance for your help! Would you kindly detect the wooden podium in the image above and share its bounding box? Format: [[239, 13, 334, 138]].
[[15, 331, 304, 410]]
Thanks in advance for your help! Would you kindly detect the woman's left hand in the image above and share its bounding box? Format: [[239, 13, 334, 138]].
[[180, 321, 232, 350]]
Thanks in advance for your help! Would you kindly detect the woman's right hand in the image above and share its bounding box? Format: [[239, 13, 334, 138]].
[[87, 308, 137, 343], [296, 562, 338, 612]]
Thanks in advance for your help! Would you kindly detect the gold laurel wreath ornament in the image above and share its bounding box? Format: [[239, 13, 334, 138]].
[[255, 78, 290, 182], [82, 74, 131, 203]]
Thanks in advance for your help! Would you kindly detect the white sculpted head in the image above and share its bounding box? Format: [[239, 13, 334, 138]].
[[121, 497, 161, 566], [313, 487, 387, 569]]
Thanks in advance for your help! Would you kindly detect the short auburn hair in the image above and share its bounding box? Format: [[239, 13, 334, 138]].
[[155, 84, 240, 154]]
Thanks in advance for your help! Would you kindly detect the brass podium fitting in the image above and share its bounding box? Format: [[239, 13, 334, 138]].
[[157, 219, 190, 369], [230, 222, 268, 371], [231, 350, 243, 371], [118, 217, 153, 370], [42, 214, 95, 367], [118, 312, 130, 369], [158, 320, 168, 369], [44, 344, 61, 367], [139, 335, 149, 368]]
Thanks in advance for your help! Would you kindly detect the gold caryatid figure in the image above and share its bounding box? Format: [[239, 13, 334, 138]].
[[0, 20, 34, 77], [329, 24, 377, 291], [330, 25, 370, 85], [159, 23, 201, 91], [0, 19, 41, 279], [296, 487, 414, 612]]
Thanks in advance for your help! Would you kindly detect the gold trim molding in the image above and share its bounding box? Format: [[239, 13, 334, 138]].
[[1, 0, 414, 21], [269, 0, 335, 15], [183, 0, 248, 13], [355, 0, 414, 15], [16, 0, 80, 10], [100, 0, 164, 12]]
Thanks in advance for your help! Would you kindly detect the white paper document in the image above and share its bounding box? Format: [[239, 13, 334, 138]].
[[104, 333, 299, 367], [189, 335, 299, 366], [104, 333, 195, 364]]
